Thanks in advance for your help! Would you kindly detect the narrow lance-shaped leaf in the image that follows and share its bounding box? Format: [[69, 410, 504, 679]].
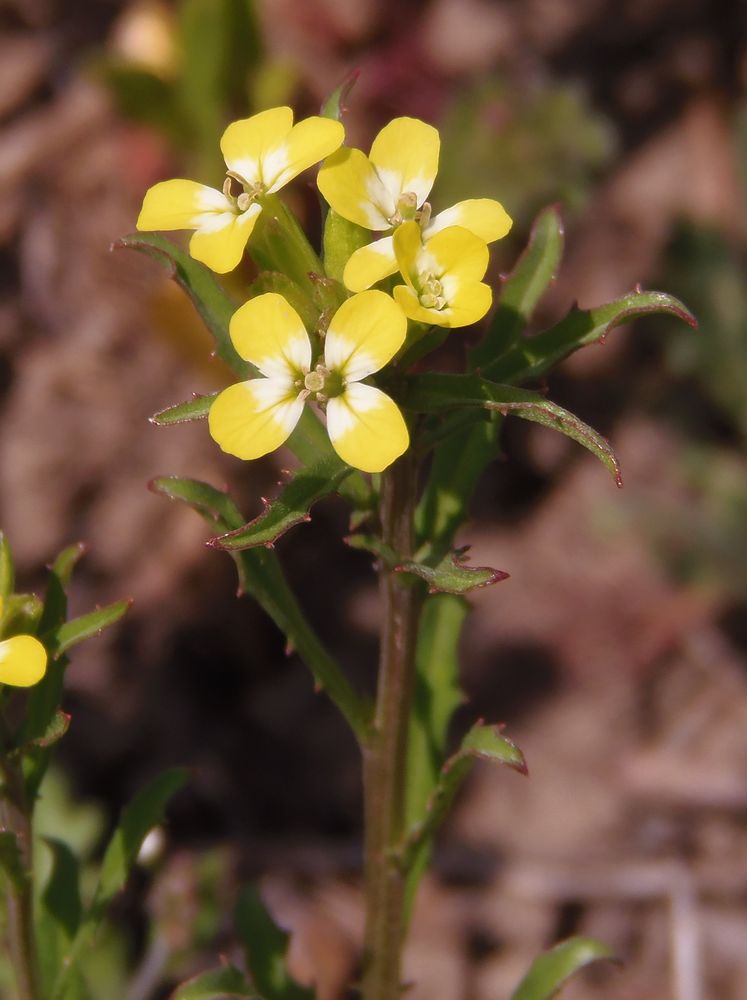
[[511, 936, 616, 1000], [236, 886, 313, 1000], [49, 599, 132, 658], [37, 838, 84, 998], [320, 69, 359, 122], [51, 769, 188, 1000], [0, 531, 14, 599], [401, 723, 526, 874], [471, 205, 564, 369], [406, 374, 622, 486], [171, 964, 258, 1000], [151, 393, 218, 426], [485, 289, 697, 384], [211, 457, 352, 551], [150, 477, 370, 739]]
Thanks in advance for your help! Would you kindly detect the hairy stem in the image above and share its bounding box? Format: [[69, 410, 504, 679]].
[[362, 452, 422, 1000]]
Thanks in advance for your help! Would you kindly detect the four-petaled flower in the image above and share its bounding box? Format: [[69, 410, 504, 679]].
[[392, 221, 492, 328], [317, 116, 511, 292], [0, 597, 47, 688], [208, 291, 410, 473], [137, 106, 344, 273]]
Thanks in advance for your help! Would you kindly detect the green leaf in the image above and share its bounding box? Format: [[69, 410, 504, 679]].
[[236, 886, 312, 1000], [115, 232, 251, 377], [0, 593, 43, 637], [251, 194, 324, 294], [396, 546, 509, 595], [511, 936, 616, 1000], [171, 964, 258, 1000], [404, 594, 467, 912], [151, 393, 218, 426], [0, 531, 14, 600], [51, 769, 188, 1000], [49, 600, 132, 658], [150, 477, 370, 739], [406, 374, 622, 485], [322, 209, 370, 284], [402, 723, 526, 874], [211, 457, 352, 551], [38, 543, 87, 637], [320, 69, 359, 121], [29, 709, 70, 749], [37, 839, 83, 997], [485, 289, 697, 384], [0, 831, 26, 892], [471, 205, 564, 369]]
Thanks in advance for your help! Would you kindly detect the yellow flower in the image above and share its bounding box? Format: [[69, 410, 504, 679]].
[[317, 116, 511, 292], [137, 107, 344, 273], [392, 222, 492, 328], [208, 291, 409, 473], [0, 598, 47, 688]]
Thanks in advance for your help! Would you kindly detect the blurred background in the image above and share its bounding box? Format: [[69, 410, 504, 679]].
[[1, 0, 746, 997]]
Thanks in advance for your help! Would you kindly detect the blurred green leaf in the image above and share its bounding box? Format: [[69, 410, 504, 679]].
[[151, 393, 217, 426], [52, 770, 188, 1000], [171, 964, 258, 999], [471, 205, 564, 369], [511, 936, 616, 1000], [37, 839, 84, 999], [0, 532, 14, 600], [0, 594, 43, 637], [0, 831, 26, 892], [211, 457, 352, 551], [50, 600, 131, 658], [38, 542, 87, 639], [98, 63, 185, 146], [485, 290, 696, 384], [404, 594, 467, 911], [320, 69, 359, 122], [236, 886, 312, 1000], [251, 195, 324, 294], [407, 374, 622, 485], [29, 710, 70, 749], [402, 723, 526, 873], [150, 476, 370, 739]]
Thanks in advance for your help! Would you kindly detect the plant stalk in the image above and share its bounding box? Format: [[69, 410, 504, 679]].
[[0, 758, 42, 1000], [362, 452, 422, 1000]]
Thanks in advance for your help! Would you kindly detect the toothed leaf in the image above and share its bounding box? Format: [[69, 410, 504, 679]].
[[151, 393, 218, 426]]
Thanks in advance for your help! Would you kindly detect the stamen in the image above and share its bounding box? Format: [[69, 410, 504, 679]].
[[304, 370, 326, 394], [419, 274, 446, 310], [417, 201, 432, 228]]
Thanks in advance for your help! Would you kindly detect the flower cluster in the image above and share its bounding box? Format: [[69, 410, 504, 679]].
[[0, 597, 47, 688], [137, 107, 511, 472]]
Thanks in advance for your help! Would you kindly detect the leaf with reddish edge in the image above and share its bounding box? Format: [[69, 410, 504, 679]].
[[511, 936, 617, 1000], [396, 546, 509, 595], [151, 393, 218, 426], [405, 373, 623, 486], [320, 68, 360, 121], [484, 288, 697, 384], [401, 722, 526, 873], [210, 457, 352, 551]]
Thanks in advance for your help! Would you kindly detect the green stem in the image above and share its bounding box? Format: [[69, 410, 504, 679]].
[[0, 757, 41, 1000], [362, 452, 422, 1000]]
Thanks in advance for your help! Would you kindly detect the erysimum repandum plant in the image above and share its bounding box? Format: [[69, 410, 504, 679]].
[[209, 290, 409, 473], [125, 91, 696, 1000]]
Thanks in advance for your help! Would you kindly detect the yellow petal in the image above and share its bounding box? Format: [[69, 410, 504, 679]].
[[426, 226, 490, 284], [325, 291, 407, 381], [343, 236, 397, 292], [326, 383, 409, 472], [426, 199, 513, 244], [444, 281, 493, 327], [392, 220, 423, 293], [317, 147, 392, 230], [229, 293, 311, 378], [220, 106, 294, 185], [208, 379, 304, 460], [137, 179, 230, 231], [0, 635, 47, 688], [369, 117, 439, 209], [265, 117, 345, 192], [188, 204, 261, 273]]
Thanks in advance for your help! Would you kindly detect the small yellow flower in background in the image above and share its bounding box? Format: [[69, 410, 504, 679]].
[[208, 291, 409, 473], [137, 107, 344, 273], [392, 222, 492, 328], [317, 116, 512, 293], [0, 597, 47, 688]]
